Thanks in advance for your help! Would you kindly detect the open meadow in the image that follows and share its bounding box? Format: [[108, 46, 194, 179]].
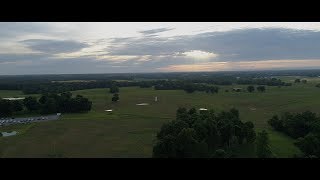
[[1, 76, 320, 157]]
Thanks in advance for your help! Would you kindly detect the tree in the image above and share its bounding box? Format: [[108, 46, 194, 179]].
[[256, 130, 272, 158], [12, 100, 23, 112], [109, 84, 119, 94], [175, 128, 199, 158], [112, 93, 119, 102], [244, 121, 256, 143], [295, 133, 320, 158], [247, 86, 255, 93], [257, 86, 266, 92], [40, 98, 57, 114], [176, 107, 188, 121], [153, 135, 177, 158], [153, 108, 255, 158], [0, 99, 13, 117], [295, 134, 320, 158], [295, 79, 301, 83], [23, 96, 40, 112], [268, 115, 283, 131], [301, 79, 307, 84]]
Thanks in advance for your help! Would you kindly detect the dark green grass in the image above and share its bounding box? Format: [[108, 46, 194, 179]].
[[1, 77, 320, 157]]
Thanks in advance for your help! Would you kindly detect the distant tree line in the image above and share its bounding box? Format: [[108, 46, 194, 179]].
[[247, 85, 266, 93], [294, 79, 307, 84], [0, 92, 92, 117], [237, 78, 291, 86], [154, 81, 219, 94], [0, 76, 291, 95], [153, 108, 256, 158], [268, 111, 320, 157]]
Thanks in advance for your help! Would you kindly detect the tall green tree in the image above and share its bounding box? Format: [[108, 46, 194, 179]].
[[295, 133, 320, 158], [109, 84, 119, 94], [256, 130, 272, 158], [12, 100, 23, 112], [23, 96, 40, 112], [112, 93, 119, 102], [247, 86, 255, 93], [0, 99, 13, 117], [257, 86, 266, 92]]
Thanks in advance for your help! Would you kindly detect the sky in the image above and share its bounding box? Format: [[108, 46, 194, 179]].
[[1, 22, 320, 75]]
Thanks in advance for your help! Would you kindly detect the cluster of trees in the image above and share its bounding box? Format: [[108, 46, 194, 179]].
[[152, 108, 256, 158], [247, 85, 266, 93], [0, 93, 92, 117], [154, 81, 219, 94], [139, 81, 154, 88], [268, 111, 320, 157], [256, 130, 272, 158], [109, 84, 119, 93], [37, 92, 92, 114], [237, 78, 291, 86], [315, 84, 320, 88], [0, 99, 23, 117], [21, 81, 140, 94], [294, 79, 307, 84], [109, 84, 120, 102]]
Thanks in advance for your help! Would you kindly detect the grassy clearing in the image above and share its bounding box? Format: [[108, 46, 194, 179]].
[[1, 77, 320, 157]]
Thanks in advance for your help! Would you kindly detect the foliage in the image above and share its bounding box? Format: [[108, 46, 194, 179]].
[[256, 86, 266, 92], [109, 84, 119, 93], [112, 93, 120, 102], [247, 86, 255, 93], [294, 79, 301, 83], [269, 111, 320, 157], [153, 108, 256, 158], [256, 130, 272, 158]]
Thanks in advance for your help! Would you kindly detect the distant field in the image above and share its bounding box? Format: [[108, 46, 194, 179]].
[[51, 80, 97, 83], [0, 90, 38, 99], [1, 77, 320, 157]]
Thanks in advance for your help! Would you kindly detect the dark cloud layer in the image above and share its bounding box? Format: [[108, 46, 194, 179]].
[[109, 28, 320, 61], [139, 28, 174, 35], [2, 27, 320, 74], [21, 39, 89, 54]]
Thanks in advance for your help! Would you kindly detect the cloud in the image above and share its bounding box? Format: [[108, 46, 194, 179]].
[[139, 28, 174, 35], [180, 50, 218, 59], [21, 39, 89, 54], [158, 59, 320, 72], [3, 24, 320, 74], [107, 28, 320, 62], [0, 23, 52, 39]]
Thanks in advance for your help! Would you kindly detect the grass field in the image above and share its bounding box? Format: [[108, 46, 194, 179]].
[[1, 76, 320, 157]]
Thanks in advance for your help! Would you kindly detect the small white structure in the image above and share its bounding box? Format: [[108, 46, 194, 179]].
[[1, 131, 18, 137], [2, 97, 25, 101], [105, 109, 113, 112], [136, 103, 149, 106], [199, 108, 208, 111], [155, 96, 158, 102], [57, 113, 61, 116]]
